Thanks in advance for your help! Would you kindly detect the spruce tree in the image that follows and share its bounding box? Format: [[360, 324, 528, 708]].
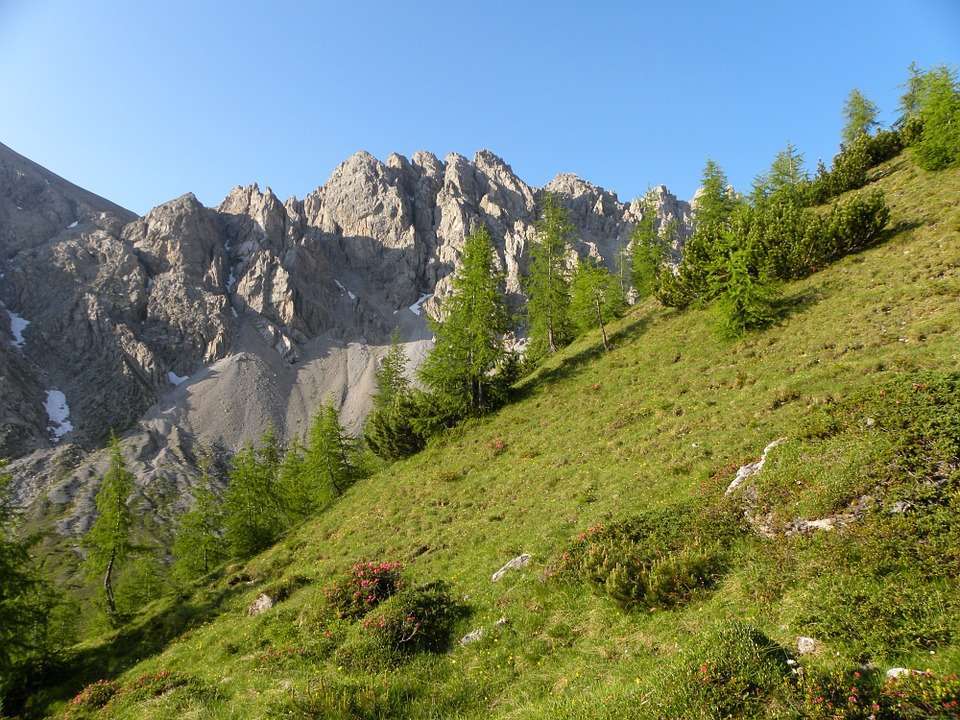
[[569, 258, 625, 351], [419, 225, 510, 415], [172, 456, 227, 582], [364, 336, 424, 460], [525, 193, 573, 358], [631, 191, 668, 299], [695, 160, 738, 228], [83, 434, 134, 619], [841, 89, 880, 145]]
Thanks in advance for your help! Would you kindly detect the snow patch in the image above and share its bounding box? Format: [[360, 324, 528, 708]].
[[409, 293, 432, 316], [67, 220, 78, 229], [167, 371, 188, 386], [6, 308, 30, 348], [335, 279, 357, 300], [44, 390, 74, 441]]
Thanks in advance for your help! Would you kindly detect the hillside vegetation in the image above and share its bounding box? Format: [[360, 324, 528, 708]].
[[24, 152, 960, 718]]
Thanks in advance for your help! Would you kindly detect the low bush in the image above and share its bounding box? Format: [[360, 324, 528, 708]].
[[64, 679, 118, 716], [360, 580, 461, 654], [792, 667, 960, 719], [325, 561, 403, 620], [552, 501, 742, 609], [123, 670, 194, 701], [823, 190, 891, 258], [649, 620, 792, 719]]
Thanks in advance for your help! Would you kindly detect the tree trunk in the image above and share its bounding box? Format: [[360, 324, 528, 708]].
[[103, 549, 117, 617], [595, 296, 609, 351]]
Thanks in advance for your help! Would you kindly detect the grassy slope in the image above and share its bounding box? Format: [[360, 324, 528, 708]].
[[39, 153, 960, 718]]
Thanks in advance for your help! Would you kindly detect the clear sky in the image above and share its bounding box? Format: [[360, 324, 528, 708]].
[[1, 0, 958, 215]]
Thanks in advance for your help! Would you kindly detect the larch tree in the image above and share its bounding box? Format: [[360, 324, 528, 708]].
[[525, 193, 573, 359], [569, 257, 625, 351], [171, 455, 227, 582], [83, 434, 134, 619], [419, 224, 510, 415], [222, 428, 285, 559], [631, 191, 667, 299], [841, 89, 880, 145], [300, 403, 355, 510]]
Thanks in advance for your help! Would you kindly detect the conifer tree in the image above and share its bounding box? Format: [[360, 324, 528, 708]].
[[898, 61, 926, 121], [525, 193, 573, 358], [754, 143, 807, 201], [712, 248, 780, 336], [300, 403, 355, 510], [223, 428, 285, 558], [0, 461, 38, 694], [842, 89, 880, 145], [364, 336, 424, 460], [695, 159, 738, 228], [631, 192, 667, 298], [569, 258, 625, 351], [914, 65, 960, 170], [83, 435, 134, 619], [419, 225, 510, 415], [172, 456, 227, 582]]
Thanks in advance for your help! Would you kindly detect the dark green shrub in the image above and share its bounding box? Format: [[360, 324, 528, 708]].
[[325, 561, 403, 620], [553, 501, 742, 609], [824, 190, 890, 257], [864, 129, 903, 166], [828, 135, 873, 195], [360, 580, 461, 654], [711, 249, 781, 337], [900, 114, 925, 146]]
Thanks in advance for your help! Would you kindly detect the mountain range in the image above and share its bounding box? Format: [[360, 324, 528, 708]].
[[0, 141, 692, 536]]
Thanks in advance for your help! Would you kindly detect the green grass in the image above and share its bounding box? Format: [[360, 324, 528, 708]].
[[26, 152, 960, 718]]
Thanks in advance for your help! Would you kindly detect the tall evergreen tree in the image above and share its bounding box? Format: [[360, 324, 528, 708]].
[[569, 258, 625, 351], [419, 225, 510, 415], [754, 143, 807, 201], [914, 65, 960, 170], [525, 193, 573, 358], [223, 429, 285, 559], [841, 89, 880, 145], [695, 160, 737, 228], [0, 461, 39, 700], [898, 61, 926, 121], [711, 247, 781, 337], [631, 192, 667, 299], [83, 435, 134, 619], [172, 456, 227, 582], [300, 403, 355, 510], [364, 336, 425, 460]]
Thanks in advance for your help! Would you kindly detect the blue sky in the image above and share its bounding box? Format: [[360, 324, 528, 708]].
[[1, 0, 957, 214]]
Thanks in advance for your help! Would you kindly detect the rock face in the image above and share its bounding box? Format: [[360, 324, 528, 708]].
[[0, 141, 693, 539]]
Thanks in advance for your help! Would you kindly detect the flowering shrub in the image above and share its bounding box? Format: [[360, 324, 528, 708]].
[[67, 679, 118, 711], [795, 667, 960, 719], [360, 580, 460, 654], [325, 561, 403, 619], [124, 670, 192, 700]]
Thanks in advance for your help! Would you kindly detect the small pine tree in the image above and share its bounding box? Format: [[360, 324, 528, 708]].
[[83, 435, 135, 619], [898, 61, 926, 121], [525, 193, 574, 359], [631, 192, 667, 299], [569, 258, 625, 350], [841, 89, 880, 145], [712, 248, 780, 337], [419, 225, 511, 415], [300, 403, 355, 509], [172, 456, 227, 582], [372, 332, 411, 412]]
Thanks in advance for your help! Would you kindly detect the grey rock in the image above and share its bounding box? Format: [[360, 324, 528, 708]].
[[491, 553, 532, 582], [797, 636, 819, 655], [248, 593, 274, 616], [459, 628, 484, 645]]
